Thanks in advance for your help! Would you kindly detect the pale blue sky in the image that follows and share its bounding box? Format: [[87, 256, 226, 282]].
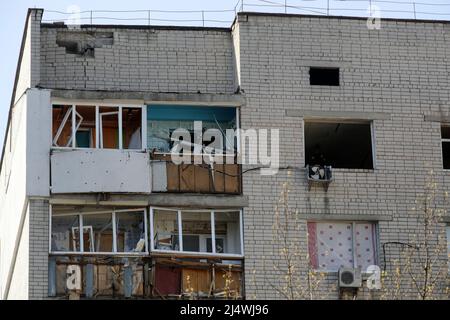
[[1, 0, 449, 144]]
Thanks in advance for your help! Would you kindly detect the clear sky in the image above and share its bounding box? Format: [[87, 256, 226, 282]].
[[1, 0, 449, 145]]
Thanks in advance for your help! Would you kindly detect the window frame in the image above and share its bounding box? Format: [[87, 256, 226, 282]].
[[302, 119, 377, 170], [49, 205, 149, 256], [51, 101, 146, 151], [149, 207, 244, 258], [146, 104, 240, 157], [307, 220, 379, 273]]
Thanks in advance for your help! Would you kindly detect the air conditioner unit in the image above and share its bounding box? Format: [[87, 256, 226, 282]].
[[338, 267, 362, 288]]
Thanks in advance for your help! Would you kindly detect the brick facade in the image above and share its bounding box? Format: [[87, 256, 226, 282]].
[[3, 10, 450, 299]]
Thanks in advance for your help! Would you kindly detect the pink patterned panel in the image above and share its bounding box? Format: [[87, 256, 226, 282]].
[[315, 222, 353, 271], [354, 223, 377, 271], [307, 222, 318, 269]]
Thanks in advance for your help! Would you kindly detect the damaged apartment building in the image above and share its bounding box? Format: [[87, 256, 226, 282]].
[[0, 8, 450, 300]]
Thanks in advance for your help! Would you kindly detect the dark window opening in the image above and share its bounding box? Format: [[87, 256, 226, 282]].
[[309, 67, 340, 86], [305, 122, 374, 169], [441, 126, 450, 169]]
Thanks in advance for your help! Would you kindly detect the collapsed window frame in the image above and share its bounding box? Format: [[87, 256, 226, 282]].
[[150, 207, 244, 258], [146, 104, 241, 157], [51, 101, 146, 151], [303, 119, 377, 170], [307, 220, 379, 273], [49, 205, 149, 256]]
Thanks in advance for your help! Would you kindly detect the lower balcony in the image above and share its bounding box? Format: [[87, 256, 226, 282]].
[[48, 255, 243, 299], [48, 204, 244, 299]]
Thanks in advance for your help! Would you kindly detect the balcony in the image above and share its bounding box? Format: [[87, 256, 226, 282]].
[[50, 149, 151, 194], [48, 255, 243, 299]]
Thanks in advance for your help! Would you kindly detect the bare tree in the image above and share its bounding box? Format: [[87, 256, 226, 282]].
[[381, 171, 449, 300], [263, 176, 329, 300]]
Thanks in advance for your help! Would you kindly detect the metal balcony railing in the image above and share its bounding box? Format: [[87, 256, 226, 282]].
[[41, 0, 450, 28]]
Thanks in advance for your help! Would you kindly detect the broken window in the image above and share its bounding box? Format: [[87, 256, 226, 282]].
[[122, 107, 142, 149], [50, 206, 147, 254], [51, 214, 80, 252], [75, 105, 96, 148], [52, 104, 144, 150], [308, 221, 378, 272], [52, 105, 74, 147], [153, 208, 180, 251], [151, 208, 243, 256], [441, 126, 450, 169], [82, 213, 114, 252], [179, 211, 213, 253], [147, 105, 237, 153], [214, 211, 241, 255], [309, 67, 340, 86], [304, 121, 374, 169], [99, 107, 119, 149], [115, 210, 146, 252]]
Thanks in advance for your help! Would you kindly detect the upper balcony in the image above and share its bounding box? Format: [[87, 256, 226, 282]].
[[50, 102, 241, 195]]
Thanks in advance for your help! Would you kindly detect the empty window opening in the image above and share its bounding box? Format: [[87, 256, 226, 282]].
[[147, 105, 237, 153], [304, 121, 374, 169], [308, 221, 378, 272], [75, 105, 96, 148], [309, 67, 340, 86], [99, 107, 119, 149], [151, 208, 243, 256], [52, 105, 74, 147], [122, 107, 142, 149], [52, 104, 143, 150], [441, 126, 450, 169]]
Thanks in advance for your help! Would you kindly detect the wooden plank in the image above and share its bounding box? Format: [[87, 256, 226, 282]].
[[166, 161, 180, 192], [155, 265, 181, 295], [214, 270, 241, 294], [194, 165, 211, 193], [180, 164, 195, 192], [224, 164, 240, 193], [213, 164, 225, 193], [182, 268, 210, 294]]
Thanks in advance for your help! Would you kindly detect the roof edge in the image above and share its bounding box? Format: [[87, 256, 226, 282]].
[[40, 23, 231, 32], [238, 11, 450, 25]]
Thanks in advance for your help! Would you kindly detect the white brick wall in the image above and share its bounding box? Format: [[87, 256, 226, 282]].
[[237, 13, 450, 299], [40, 26, 235, 94]]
